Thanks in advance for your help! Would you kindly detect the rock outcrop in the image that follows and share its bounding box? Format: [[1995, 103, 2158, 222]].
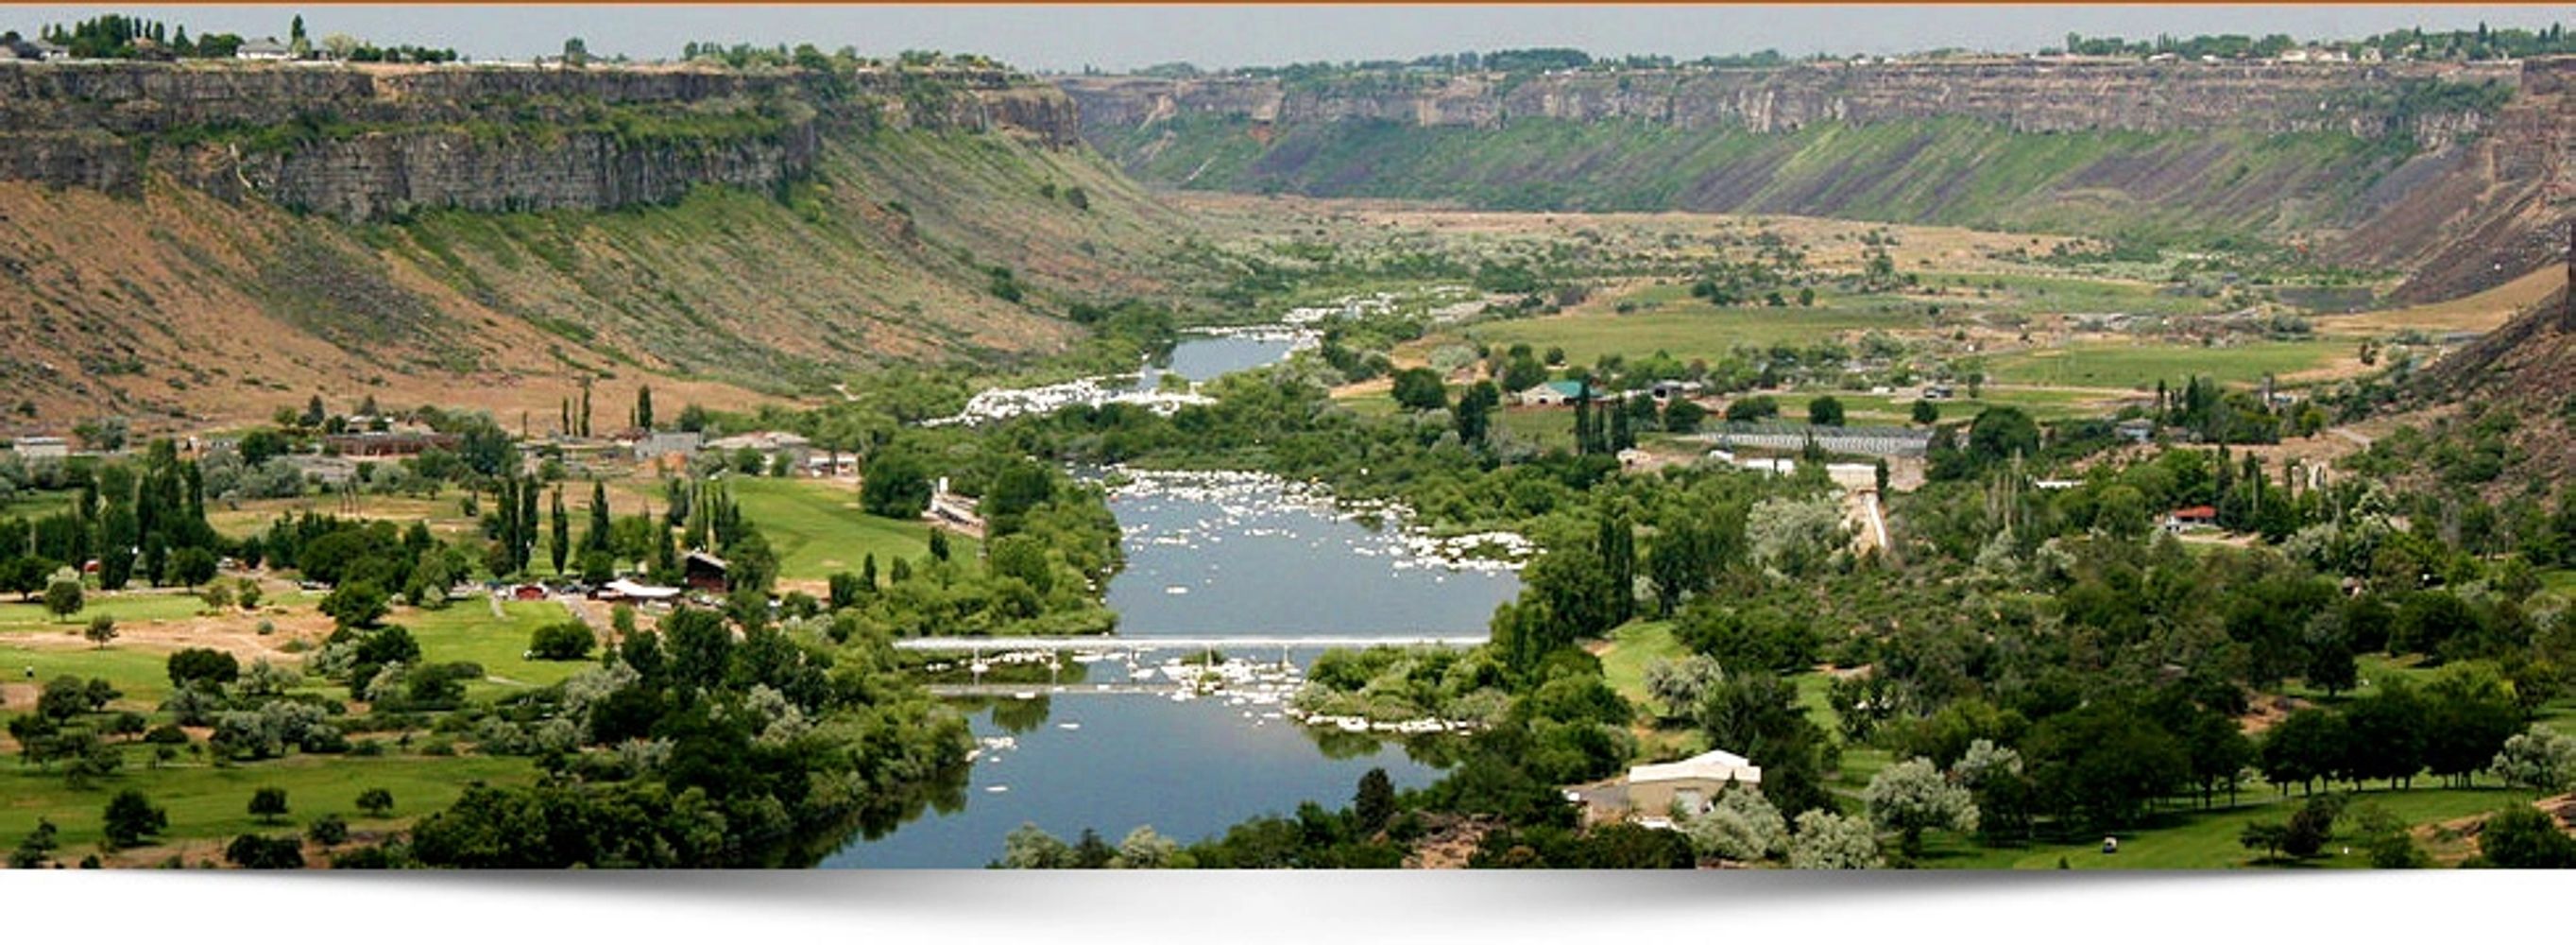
[[1063, 59, 2520, 147], [0, 61, 1084, 220], [1064, 57, 2575, 300]]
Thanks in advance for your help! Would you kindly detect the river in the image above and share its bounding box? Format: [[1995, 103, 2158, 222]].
[[823, 340, 1523, 868]]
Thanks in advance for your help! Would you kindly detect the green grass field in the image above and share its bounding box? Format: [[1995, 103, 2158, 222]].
[[0, 592, 215, 630], [1829, 387, 2115, 424], [1462, 285, 1925, 365], [0, 642, 191, 708], [0, 749, 537, 862], [725, 477, 972, 583], [1985, 339, 2351, 391], [1913, 785, 2533, 869], [401, 598, 593, 696]]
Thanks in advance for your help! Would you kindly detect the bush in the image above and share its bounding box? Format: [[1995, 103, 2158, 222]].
[[223, 833, 305, 869], [528, 621, 596, 662], [167, 648, 241, 688]]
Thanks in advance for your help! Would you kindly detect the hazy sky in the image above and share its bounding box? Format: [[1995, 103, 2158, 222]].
[[7, 5, 2568, 72]]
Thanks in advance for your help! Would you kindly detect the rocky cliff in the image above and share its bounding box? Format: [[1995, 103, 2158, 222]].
[[0, 61, 1083, 221], [0, 61, 1198, 432], [1065, 60, 2517, 146], [1065, 58, 2568, 300]]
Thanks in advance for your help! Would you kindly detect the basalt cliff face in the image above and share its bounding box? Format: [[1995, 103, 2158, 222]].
[[1064, 58, 2575, 301], [0, 62, 1083, 220], [1066, 60, 2516, 144], [0, 61, 1189, 432]]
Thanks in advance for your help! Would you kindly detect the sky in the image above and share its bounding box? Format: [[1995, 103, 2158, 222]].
[[5, 4, 2569, 72]]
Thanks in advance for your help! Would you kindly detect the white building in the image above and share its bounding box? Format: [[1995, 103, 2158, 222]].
[[235, 37, 292, 60], [9, 436, 69, 460], [1625, 748, 1764, 822]]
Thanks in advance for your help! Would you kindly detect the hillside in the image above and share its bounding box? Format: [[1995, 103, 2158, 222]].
[[1062, 57, 2576, 301], [0, 61, 1209, 434]]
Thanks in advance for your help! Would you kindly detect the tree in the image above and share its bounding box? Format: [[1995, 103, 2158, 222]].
[[528, 622, 596, 661], [43, 578, 83, 621], [2490, 726, 2576, 793], [9, 819, 58, 869], [860, 450, 932, 519], [549, 487, 570, 576], [561, 36, 589, 66], [168, 647, 241, 688], [1911, 399, 1940, 425], [1000, 822, 1073, 868], [307, 813, 350, 848], [1807, 396, 1846, 427], [169, 547, 217, 590], [1663, 398, 1706, 434], [1862, 757, 1979, 857], [101, 789, 167, 850], [1965, 406, 2040, 469], [1644, 654, 1725, 721], [1725, 395, 1779, 424], [224, 833, 304, 868], [320, 580, 389, 630], [1680, 786, 1786, 863], [355, 787, 396, 818], [82, 615, 116, 649], [2477, 804, 2576, 868], [1354, 767, 1397, 835], [1115, 826, 1176, 868], [248, 787, 290, 824], [1390, 368, 1448, 412], [1786, 809, 1881, 869]]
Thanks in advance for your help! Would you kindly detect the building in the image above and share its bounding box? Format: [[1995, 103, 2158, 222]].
[[2116, 419, 2158, 444], [8, 436, 69, 460], [1646, 380, 1702, 403], [704, 431, 812, 471], [2165, 506, 2219, 532], [629, 430, 703, 462], [236, 37, 292, 60], [1516, 380, 1594, 406], [324, 431, 461, 457], [596, 578, 683, 605], [1622, 748, 1764, 822], [683, 550, 731, 593]]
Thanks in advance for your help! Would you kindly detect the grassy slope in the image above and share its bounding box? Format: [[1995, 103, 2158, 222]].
[[1104, 114, 2401, 243], [0, 116, 1200, 435], [725, 477, 974, 585]]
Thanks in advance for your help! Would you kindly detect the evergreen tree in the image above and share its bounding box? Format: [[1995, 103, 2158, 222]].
[[549, 487, 570, 576], [584, 480, 613, 556]]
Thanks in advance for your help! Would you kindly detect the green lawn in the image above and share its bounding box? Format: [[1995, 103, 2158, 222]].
[[1828, 387, 2115, 424], [1914, 786, 2535, 869], [400, 598, 593, 696], [1597, 620, 1684, 712], [0, 592, 215, 631], [1496, 408, 1578, 452], [1985, 339, 2351, 391], [0, 641, 193, 708], [1463, 288, 1925, 366], [726, 477, 969, 583], [0, 749, 536, 863]]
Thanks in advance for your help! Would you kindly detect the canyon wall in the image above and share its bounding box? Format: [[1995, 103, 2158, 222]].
[[1063, 60, 2521, 146], [0, 61, 1083, 220]]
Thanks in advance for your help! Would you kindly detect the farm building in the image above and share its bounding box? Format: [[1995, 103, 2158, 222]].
[[1696, 423, 1934, 457], [2165, 506, 2219, 532], [7, 436, 69, 460], [1516, 380, 1594, 406], [1570, 747, 1765, 827], [235, 37, 292, 60], [683, 550, 732, 593], [325, 431, 461, 457]]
